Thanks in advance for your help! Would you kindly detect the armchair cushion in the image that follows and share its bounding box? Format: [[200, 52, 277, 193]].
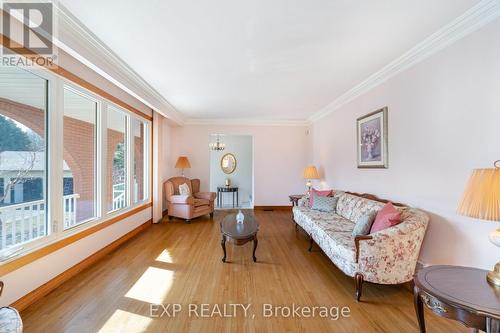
[[169, 195, 194, 205], [193, 198, 210, 207], [179, 183, 191, 196], [194, 192, 216, 201]]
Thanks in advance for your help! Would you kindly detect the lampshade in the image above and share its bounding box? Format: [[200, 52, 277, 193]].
[[175, 156, 191, 169], [457, 168, 500, 221], [303, 165, 319, 179]]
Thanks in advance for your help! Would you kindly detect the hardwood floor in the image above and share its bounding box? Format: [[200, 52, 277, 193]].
[[21, 210, 468, 332]]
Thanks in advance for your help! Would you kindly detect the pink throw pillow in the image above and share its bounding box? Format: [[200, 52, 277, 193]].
[[309, 189, 333, 208], [370, 202, 401, 233]]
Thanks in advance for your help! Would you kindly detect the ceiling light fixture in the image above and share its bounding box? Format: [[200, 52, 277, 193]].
[[209, 134, 225, 151]]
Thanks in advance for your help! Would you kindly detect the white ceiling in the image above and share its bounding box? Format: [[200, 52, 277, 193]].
[[58, 0, 479, 121]]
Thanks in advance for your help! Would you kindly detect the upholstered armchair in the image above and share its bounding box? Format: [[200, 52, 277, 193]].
[[164, 177, 216, 223]]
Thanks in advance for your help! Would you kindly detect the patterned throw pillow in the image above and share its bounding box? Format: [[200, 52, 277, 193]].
[[179, 183, 191, 196], [311, 196, 339, 213], [352, 211, 378, 237], [309, 189, 333, 208]]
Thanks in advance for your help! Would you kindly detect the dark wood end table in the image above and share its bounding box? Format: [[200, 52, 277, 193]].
[[217, 186, 239, 208], [414, 265, 500, 333], [220, 213, 259, 263], [289, 194, 304, 207]]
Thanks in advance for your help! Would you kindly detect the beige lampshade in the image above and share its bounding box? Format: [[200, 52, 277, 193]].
[[175, 156, 191, 169], [457, 168, 500, 221], [303, 165, 319, 179]]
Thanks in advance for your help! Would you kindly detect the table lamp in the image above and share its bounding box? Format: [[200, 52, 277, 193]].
[[457, 160, 500, 287], [175, 156, 191, 176], [303, 165, 319, 192]]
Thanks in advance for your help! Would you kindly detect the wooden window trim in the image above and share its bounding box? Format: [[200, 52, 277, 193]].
[[0, 202, 152, 277], [0, 28, 156, 277]]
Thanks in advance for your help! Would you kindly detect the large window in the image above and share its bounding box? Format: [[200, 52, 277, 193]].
[[107, 107, 128, 213], [63, 87, 98, 229], [133, 119, 148, 203], [0, 64, 151, 258], [0, 66, 48, 252]]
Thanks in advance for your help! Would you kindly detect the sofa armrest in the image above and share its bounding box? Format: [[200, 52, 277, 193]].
[[354, 235, 372, 263], [194, 192, 216, 201], [356, 208, 429, 284], [169, 195, 194, 205]]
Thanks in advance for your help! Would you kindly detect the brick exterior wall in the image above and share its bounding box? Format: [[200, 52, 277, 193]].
[[63, 116, 95, 220], [1, 97, 145, 221]]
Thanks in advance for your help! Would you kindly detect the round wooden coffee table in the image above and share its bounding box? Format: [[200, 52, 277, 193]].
[[220, 213, 258, 263], [413, 265, 500, 333]]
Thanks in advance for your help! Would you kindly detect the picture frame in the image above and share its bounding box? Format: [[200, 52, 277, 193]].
[[357, 107, 388, 168], [220, 153, 237, 174]]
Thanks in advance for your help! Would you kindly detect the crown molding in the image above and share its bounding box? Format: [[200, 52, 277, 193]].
[[184, 118, 310, 127], [308, 0, 500, 123], [48, 1, 500, 127], [52, 3, 185, 125]]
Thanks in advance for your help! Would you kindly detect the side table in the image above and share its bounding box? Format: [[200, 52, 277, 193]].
[[289, 194, 304, 207], [413, 265, 500, 333], [217, 186, 239, 208]]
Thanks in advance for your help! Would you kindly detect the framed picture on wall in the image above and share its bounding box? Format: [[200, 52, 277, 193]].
[[357, 107, 388, 168]]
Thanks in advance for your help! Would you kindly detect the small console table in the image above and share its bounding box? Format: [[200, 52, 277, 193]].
[[289, 194, 304, 207], [217, 186, 239, 208], [413, 265, 500, 333]]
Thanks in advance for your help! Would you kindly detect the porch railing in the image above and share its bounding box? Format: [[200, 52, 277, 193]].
[[0, 185, 128, 250], [112, 183, 126, 211], [0, 194, 79, 250]]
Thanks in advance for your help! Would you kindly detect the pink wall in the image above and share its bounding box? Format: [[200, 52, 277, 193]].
[[169, 124, 308, 205], [310, 19, 500, 270]]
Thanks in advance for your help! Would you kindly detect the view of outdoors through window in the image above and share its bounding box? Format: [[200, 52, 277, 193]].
[[0, 65, 150, 254], [0, 66, 47, 251], [107, 107, 127, 213], [63, 87, 98, 229], [133, 119, 146, 203]]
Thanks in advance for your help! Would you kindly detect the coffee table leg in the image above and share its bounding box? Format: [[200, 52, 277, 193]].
[[221, 235, 227, 263], [413, 285, 426, 333], [253, 237, 258, 262]]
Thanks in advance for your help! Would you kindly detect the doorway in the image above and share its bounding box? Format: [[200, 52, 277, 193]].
[[209, 134, 253, 209]]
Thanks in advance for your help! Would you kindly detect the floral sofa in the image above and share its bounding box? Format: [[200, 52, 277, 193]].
[[293, 191, 429, 301]]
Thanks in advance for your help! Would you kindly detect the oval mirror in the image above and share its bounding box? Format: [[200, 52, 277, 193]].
[[221, 153, 237, 174]]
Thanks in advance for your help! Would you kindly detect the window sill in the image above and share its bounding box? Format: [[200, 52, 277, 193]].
[[0, 201, 152, 276]]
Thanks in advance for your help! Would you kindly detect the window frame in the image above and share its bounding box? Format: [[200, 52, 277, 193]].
[[106, 104, 130, 215], [61, 83, 102, 231], [132, 118, 149, 204], [0, 66, 58, 257], [0, 65, 152, 261]]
